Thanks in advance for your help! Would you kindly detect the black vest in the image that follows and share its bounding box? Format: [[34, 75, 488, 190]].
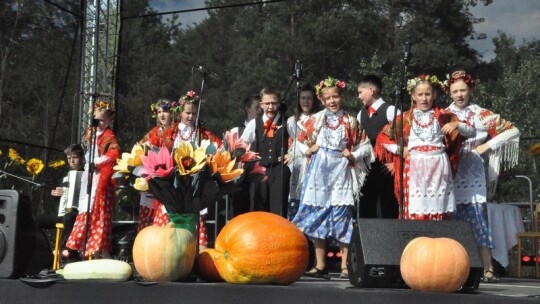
[[253, 116, 288, 166], [361, 102, 391, 147]]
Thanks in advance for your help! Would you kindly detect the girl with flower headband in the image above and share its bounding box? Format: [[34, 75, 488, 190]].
[[172, 90, 222, 250], [137, 98, 180, 232], [139, 98, 179, 149], [284, 83, 320, 220], [444, 70, 520, 282], [173, 90, 222, 149], [65, 99, 120, 259], [292, 77, 373, 279], [375, 74, 475, 221]]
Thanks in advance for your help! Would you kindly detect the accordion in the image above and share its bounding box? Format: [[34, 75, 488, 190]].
[[58, 171, 83, 216]]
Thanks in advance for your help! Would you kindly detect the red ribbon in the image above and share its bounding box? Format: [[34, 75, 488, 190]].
[[263, 119, 276, 138]]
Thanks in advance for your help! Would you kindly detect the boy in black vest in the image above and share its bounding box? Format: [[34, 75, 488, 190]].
[[356, 75, 399, 218], [241, 88, 290, 217]]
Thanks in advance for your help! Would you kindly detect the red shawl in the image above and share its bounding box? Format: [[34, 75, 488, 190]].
[[374, 106, 464, 204]]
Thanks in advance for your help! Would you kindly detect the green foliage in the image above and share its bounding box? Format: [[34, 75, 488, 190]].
[[1, 0, 539, 206]]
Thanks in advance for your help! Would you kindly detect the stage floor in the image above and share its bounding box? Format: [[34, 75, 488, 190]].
[[2, 273, 539, 304]]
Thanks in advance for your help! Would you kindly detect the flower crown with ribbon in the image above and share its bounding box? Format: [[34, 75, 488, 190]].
[[180, 90, 200, 107], [315, 76, 346, 97], [441, 70, 479, 93], [150, 99, 180, 118], [406, 74, 443, 94]]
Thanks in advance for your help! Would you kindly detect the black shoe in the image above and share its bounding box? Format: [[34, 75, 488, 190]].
[[304, 267, 329, 278], [61, 248, 81, 263]]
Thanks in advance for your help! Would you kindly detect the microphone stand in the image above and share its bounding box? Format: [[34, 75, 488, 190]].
[[192, 66, 215, 257], [194, 70, 208, 148], [391, 42, 411, 220], [0, 169, 54, 190], [82, 99, 100, 259], [260, 60, 302, 217]]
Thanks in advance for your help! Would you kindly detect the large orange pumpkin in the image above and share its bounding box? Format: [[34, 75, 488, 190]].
[[212, 211, 308, 285], [198, 248, 224, 282], [400, 237, 470, 292], [132, 222, 196, 282]]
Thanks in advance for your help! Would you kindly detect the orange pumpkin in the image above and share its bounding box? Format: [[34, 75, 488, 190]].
[[132, 222, 196, 282], [198, 248, 224, 282], [212, 211, 308, 285], [400, 237, 470, 292]]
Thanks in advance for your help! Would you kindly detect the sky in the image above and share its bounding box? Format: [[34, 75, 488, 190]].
[[150, 0, 540, 61], [469, 0, 540, 60]]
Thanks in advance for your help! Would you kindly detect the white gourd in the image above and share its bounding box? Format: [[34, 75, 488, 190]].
[[61, 259, 132, 281]]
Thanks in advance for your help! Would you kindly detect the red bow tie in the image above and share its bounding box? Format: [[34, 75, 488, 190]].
[[264, 119, 277, 138], [367, 106, 377, 116]]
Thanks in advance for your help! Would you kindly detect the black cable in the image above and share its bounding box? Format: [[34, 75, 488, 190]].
[[122, 0, 291, 20], [0, 138, 63, 152], [48, 20, 81, 150], [41, 0, 82, 19]]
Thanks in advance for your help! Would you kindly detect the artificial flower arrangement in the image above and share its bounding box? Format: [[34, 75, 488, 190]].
[[113, 130, 266, 229]]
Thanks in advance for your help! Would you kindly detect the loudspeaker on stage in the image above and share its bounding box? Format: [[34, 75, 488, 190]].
[[347, 218, 483, 289], [0, 190, 51, 278]]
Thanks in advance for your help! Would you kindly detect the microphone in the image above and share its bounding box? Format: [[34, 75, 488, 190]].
[[294, 60, 303, 80], [403, 42, 411, 64], [194, 65, 220, 80]]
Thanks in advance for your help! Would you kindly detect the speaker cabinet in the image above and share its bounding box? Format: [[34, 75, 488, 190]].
[[0, 190, 37, 278], [347, 219, 483, 289]]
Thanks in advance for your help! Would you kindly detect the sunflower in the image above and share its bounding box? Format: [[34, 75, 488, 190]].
[[114, 143, 145, 173], [26, 158, 44, 176], [48, 159, 66, 168], [8, 148, 26, 165], [207, 149, 243, 183], [174, 142, 206, 175]]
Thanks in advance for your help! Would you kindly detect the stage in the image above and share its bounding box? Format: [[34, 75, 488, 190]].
[[2, 273, 539, 304]]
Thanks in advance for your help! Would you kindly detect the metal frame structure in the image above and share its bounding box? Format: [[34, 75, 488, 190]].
[[78, 0, 121, 142]]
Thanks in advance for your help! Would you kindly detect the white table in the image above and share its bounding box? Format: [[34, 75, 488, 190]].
[[487, 203, 525, 267]]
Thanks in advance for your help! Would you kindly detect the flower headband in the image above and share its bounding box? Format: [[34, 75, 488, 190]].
[[150, 99, 180, 118], [442, 70, 478, 93], [180, 90, 200, 106], [315, 76, 346, 97], [406, 74, 443, 94], [93, 100, 114, 114]]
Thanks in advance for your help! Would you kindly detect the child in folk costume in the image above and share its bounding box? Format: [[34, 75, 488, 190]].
[[356, 75, 400, 219], [375, 74, 475, 221], [241, 88, 291, 217], [284, 84, 319, 220], [137, 99, 180, 231], [37, 144, 84, 260], [292, 77, 373, 279], [172, 90, 222, 249], [444, 70, 520, 282], [66, 100, 120, 259]]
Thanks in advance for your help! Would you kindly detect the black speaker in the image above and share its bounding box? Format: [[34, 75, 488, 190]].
[[347, 219, 483, 289], [0, 190, 39, 278]]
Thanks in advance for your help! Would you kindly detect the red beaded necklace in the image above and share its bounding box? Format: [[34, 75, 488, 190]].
[[412, 111, 436, 128], [179, 125, 195, 141], [324, 114, 344, 130]]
